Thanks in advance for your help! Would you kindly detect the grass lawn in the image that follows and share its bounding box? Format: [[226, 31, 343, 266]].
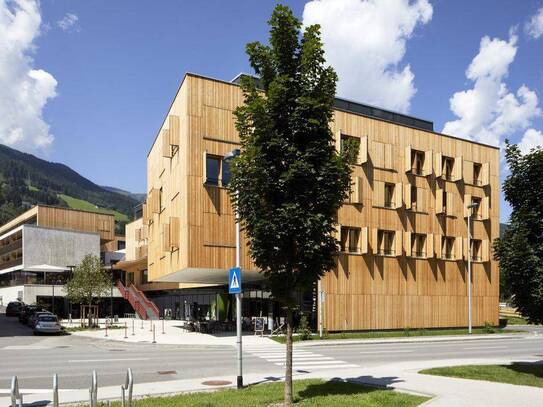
[[420, 363, 543, 388], [272, 327, 518, 343], [108, 379, 429, 406], [501, 314, 530, 325], [58, 193, 129, 222]]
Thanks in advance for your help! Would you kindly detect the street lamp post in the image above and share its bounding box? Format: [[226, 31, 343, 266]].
[[467, 202, 479, 334], [224, 148, 243, 389]]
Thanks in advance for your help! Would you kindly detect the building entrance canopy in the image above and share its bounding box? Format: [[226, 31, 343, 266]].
[[154, 267, 265, 285], [25, 264, 70, 273]]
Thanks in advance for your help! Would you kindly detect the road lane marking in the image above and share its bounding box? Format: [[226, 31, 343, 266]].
[[264, 357, 335, 362], [463, 346, 508, 350], [68, 358, 150, 363], [359, 350, 414, 354], [292, 364, 359, 370]]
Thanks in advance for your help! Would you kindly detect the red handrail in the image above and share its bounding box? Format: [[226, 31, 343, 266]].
[[130, 284, 160, 318], [116, 281, 149, 320]]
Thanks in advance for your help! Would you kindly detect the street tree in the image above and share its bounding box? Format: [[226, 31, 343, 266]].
[[65, 254, 111, 327], [229, 5, 356, 404], [494, 141, 543, 324]]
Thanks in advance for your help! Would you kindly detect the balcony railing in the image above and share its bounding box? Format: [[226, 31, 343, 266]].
[[441, 253, 454, 260], [384, 201, 394, 209], [473, 179, 482, 186], [377, 249, 395, 256], [0, 258, 22, 271], [471, 255, 482, 262], [412, 251, 426, 258], [410, 166, 425, 176], [0, 239, 22, 257]]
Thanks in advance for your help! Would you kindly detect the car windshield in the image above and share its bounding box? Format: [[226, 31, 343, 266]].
[[38, 316, 57, 322]]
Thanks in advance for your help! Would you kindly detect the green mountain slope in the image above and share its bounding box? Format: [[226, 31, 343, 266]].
[[0, 144, 138, 232]]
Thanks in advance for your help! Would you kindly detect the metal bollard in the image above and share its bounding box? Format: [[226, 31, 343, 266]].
[[124, 322, 128, 339], [121, 368, 133, 407], [105, 320, 108, 337], [68, 313, 72, 324], [10, 376, 23, 407], [131, 318, 135, 336], [162, 318, 165, 334], [149, 319, 152, 332], [152, 324, 156, 344], [89, 370, 98, 407], [53, 373, 59, 407], [140, 318, 144, 329]]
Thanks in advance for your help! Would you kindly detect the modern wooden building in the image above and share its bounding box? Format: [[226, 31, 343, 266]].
[[139, 73, 499, 331]]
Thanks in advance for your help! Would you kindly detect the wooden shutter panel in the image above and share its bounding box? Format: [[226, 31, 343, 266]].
[[372, 228, 379, 254], [453, 156, 463, 181], [464, 194, 472, 218], [482, 239, 490, 262], [169, 115, 180, 146], [149, 189, 160, 214], [162, 129, 171, 158], [455, 237, 463, 261], [404, 232, 412, 257], [436, 188, 444, 214], [481, 162, 490, 186], [464, 160, 473, 184], [333, 223, 341, 241], [373, 181, 383, 207], [404, 184, 412, 210], [446, 192, 454, 216], [463, 237, 469, 260], [372, 141, 383, 168], [434, 152, 442, 178], [142, 225, 148, 239], [426, 234, 434, 258], [169, 217, 180, 250], [335, 130, 342, 153], [358, 136, 368, 164], [435, 234, 442, 259], [142, 202, 148, 225], [203, 150, 207, 184], [359, 227, 368, 254], [394, 182, 403, 209], [404, 145, 412, 172], [384, 144, 393, 169], [481, 196, 490, 220], [418, 188, 427, 212], [394, 231, 403, 256], [162, 223, 171, 252], [424, 150, 433, 176]]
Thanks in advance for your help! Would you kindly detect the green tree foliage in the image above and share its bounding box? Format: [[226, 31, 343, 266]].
[[494, 142, 543, 324], [229, 5, 356, 403], [65, 254, 111, 325]]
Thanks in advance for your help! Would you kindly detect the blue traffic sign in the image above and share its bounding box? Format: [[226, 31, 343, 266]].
[[229, 267, 242, 294]]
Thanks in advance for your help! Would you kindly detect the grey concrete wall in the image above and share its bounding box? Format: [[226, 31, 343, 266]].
[[23, 225, 100, 269]]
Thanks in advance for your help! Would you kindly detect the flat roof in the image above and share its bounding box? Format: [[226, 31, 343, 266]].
[[148, 72, 499, 155]]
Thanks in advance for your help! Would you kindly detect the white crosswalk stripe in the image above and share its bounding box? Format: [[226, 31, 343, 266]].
[[244, 346, 358, 371]]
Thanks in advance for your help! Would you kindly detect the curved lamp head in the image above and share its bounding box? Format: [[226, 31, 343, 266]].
[[224, 149, 241, 162]]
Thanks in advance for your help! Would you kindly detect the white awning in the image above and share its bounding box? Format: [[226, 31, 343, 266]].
[[154, 267, 265, 285], [25, 264, 70, 273]]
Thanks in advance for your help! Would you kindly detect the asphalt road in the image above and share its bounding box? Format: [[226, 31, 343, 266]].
[[0, 315, 541, 390]]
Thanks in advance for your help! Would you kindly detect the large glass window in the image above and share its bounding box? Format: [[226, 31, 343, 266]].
[[222, 160, 232, 186], [206, 156, 221, 186], [141, 269, 148, 285]]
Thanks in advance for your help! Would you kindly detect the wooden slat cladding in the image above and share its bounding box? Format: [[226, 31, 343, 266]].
[[144, 73, 500, 331]]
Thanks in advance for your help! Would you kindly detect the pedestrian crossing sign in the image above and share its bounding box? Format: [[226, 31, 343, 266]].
[[229, 267, 242, 294]]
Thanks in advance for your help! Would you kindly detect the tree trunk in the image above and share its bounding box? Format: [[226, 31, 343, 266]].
[[284, 308, 293, 406]]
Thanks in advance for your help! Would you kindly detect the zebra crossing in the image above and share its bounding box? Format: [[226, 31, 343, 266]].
[[244, 346, 358, 371]]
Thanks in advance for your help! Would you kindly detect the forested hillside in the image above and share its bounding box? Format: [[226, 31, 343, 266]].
[[0, 144, 139, 234]]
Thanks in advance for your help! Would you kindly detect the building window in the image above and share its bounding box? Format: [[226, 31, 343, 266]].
[[340, 227, 360, 253], [471, 196, 482, 219], [159, 187, 163, 212], [442, 237, 455, 260], [411, 150, 425, 175], [377, 230, 395, 256], [410, 185, 417, 211], [412, 234, 426, 258], [205, 155, 221, 186], [127, 272, 134, 285], [384, 183, 395, 208], [141, 269, 148, 285], [222, 159, 232, 187], [443, 157, 454, 181], [473, 163, 482, 186], [471, 239, 482, 262], [118, 241, 126, 251]]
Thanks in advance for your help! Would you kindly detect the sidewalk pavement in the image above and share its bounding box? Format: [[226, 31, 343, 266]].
[[1, 357, 542, 406], [68, 318, 532, 348]]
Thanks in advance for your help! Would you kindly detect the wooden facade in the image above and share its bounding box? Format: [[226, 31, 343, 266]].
[[145, 73, 500, 330]]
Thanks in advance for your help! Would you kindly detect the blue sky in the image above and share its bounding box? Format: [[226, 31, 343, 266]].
[[2, 0, 543, 222]]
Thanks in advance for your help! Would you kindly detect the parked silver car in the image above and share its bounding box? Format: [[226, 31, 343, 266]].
[[33, 314, 62, 335]]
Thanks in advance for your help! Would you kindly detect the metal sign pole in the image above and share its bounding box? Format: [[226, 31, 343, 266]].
[[235, 214, 243, 389]]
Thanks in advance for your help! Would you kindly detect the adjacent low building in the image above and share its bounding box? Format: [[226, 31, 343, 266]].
[[0, 205, 125, 316], [132, 72, 500, 331]]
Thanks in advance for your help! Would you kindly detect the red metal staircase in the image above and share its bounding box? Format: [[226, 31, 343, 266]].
[[116, 280, 159, 320]]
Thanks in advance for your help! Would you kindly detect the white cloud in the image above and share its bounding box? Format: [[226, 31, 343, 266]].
[[302, 0, 432, 113], [525, 6, 543, 39], [57, 12, 79, 32], [518, 128, 543, 154], [442, 32, 541, 147], [0, 0, 57, 151]]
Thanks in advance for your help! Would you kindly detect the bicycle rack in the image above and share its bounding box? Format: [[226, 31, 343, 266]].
[[10, 376, 23, 407], [121, 368, 134, 407]]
